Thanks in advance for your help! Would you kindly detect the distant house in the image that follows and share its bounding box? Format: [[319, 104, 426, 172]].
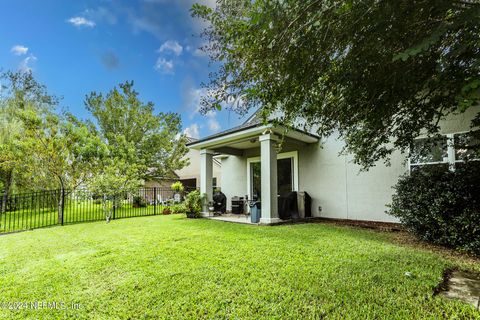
[[145, 136, 221, 191], [188, 107, 479, 224]]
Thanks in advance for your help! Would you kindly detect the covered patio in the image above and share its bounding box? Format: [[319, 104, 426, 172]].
[[188, 120, 319, 224]]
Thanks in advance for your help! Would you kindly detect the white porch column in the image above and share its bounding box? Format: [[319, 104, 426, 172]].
[[200, 149, 214, 215], [259, 133, 280, 224]]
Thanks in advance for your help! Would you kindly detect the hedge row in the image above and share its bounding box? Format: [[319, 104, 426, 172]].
[[389, 163, 480, 255]]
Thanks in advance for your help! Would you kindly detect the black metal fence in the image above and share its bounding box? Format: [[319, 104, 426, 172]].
[[0, 187, 195, 234]]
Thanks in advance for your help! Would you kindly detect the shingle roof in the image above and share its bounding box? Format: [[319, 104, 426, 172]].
[[187, 109, 319, 147], [186, 117, 264, 146]]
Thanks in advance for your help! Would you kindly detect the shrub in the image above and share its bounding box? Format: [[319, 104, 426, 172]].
[[171, 181, 184, 193], [93, 198, 102, 205], [132, 195, 147, 208], [184, 190, 203, 218], [389, 163, 480, 255], [170, 203, 186, 214], [162, 207, 171, 215]]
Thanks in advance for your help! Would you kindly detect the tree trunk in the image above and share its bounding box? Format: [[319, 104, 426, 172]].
[[1, 170, 13, 214], [57, 177, 65, 225], [103, 194, 112, 223]]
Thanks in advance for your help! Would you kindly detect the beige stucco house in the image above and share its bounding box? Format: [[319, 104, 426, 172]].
[[188, 107, 479, 224], [175, 137, 222, 190]]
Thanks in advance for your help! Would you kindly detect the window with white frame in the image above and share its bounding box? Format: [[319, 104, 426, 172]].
[[212, 177, 218, 192], [409, 130, 479, 172], [409, 135, 449, 171], [454, 131, 480, 163]]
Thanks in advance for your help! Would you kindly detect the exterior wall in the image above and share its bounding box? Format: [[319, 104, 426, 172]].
[[345, 151, 406, 222], [298, 135, 350, 220], [427, 106, 479, 136], [298, 137, 405, 223], [220, 155, 247, 211], [175, 148, 221, 189]]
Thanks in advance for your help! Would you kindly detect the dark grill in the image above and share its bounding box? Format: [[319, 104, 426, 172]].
[[231, 196, 244, 214]]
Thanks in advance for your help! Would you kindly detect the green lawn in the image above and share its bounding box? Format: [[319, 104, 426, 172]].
[[0, 203, 162, 233], [0, 215, 478, 319]]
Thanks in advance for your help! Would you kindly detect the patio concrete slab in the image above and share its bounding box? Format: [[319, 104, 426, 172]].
[[208, 214, 256, 224]]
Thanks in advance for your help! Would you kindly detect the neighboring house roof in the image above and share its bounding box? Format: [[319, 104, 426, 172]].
[[147, 170, 180, 181]]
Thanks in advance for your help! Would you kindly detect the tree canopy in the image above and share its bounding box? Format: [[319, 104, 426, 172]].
[[0, 71, 58, 204], [0, 71, 108, 218], [85, 81, 189, 183], [20, 110, 107, 192], [192, 0, 480, 168]]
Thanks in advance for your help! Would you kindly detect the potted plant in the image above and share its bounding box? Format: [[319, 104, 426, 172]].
[[171, 181, 184, 203], [208, 201, 215, 216], [184, 190, 202, 218]]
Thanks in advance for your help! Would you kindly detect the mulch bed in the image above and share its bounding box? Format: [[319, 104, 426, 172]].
[[311, 217, 403, 232]]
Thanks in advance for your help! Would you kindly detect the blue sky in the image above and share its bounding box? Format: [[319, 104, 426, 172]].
[[0, 0, 250, 138]]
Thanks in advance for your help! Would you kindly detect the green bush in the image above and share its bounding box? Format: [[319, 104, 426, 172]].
[[389, 163, 480, 255], [184, 190, 203, 218], [132, 195, 147, 208], [170, 203, 186, 214]]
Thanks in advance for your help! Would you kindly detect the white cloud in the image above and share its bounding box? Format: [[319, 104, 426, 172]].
[[19, 54, 37, 72], [208, 118, 220, 132], [125, 6, 164, 39], [193, 48, 208, 57], [183, 87, 206, 118], [158, 40, 183, 56], [84, 7, 117, 25], [183, 123, 200, 139], [205, 110, 221, 132], [154, 58, 174, 74], [67, 16, 96, 28], [181, 83, 222, 135], [11, 45, 28, 56]]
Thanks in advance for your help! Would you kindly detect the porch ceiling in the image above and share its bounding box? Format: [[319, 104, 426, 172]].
[[188, 123, 320, 155]]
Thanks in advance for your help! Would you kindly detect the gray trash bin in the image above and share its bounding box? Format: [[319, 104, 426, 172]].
[[249, 201, 261, 223]]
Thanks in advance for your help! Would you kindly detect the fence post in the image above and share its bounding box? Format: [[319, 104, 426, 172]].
[[154, 187, 157, 215], [60, 189, 65, 226], [112, 195, 116, 220]]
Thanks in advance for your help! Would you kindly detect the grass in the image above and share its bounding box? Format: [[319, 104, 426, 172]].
[[0, 203, 163, 233], [0, 215, 479, 319]]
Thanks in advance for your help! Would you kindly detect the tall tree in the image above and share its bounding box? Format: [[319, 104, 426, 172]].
[[84, 81, 189, 182], [21, 111, 107, 191], [1, 71, 106, 220], [20, 110, 107, 221], [192, 0, 480, 168], [0, 71, 57, 212]]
